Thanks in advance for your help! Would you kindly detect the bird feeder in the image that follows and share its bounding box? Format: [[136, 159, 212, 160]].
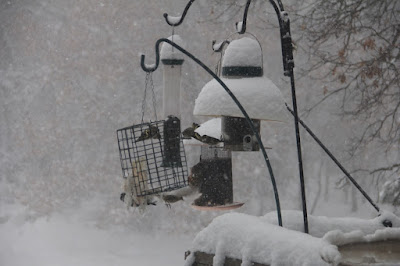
[[116, 120, 188, 198], [160, 35, 185, 167], [185, 37, 287, 209], [193, 37, 288, 152], [116, 35, 189, 200]]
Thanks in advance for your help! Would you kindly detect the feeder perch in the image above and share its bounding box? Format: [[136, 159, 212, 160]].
[[193, 37, 288, 152], [117, 119, 188, 197]]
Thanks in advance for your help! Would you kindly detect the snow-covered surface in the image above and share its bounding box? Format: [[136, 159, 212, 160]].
[[323, 227, 400, 246], [160, 35, 185, 61], [185, 213, 341, 266], [262, 210, 400, 238], [183, 118, 222, 146], [0, 202, 192, 266], [222, 37, 262, 67], [186, 211, 400, 266], [165, 15, 182, 25], [236, 21, 244, 33], [193, 77, 289, 121], [195, 118, 221, 138]]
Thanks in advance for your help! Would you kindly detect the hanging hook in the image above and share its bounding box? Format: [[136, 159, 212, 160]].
[[212, 40, 230, 53], [236, 0, 251, 34], [163, 0, 196, 26]]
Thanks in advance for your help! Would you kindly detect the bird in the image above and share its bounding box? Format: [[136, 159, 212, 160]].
[[135, 125, 161, 142], [182, 123, 200, 139], [196, 134, 221, 146], [182, 122, 222, 145], [161, 194, 184, 208]]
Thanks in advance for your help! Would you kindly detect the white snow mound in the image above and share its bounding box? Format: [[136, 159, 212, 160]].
[[222, 37, 262, 67], [185, 213, 341, 266], [193, 77, 288, 121], [160, 35, 185, 61], [262, 210, 400, 238]]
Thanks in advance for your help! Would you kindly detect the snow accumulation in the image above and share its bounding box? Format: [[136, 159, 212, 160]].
[[186, 211, 400, 266], [183, 118, 222, 146], [185, 213, 341, 266], [193, 77, 289, 121], [166, 15, 182, 25], [160, 35, 185, 61], [222, 37, 262, 68], [195, 118, 221, 139], [262, 210, 400, 238], [236, 21, 244, 33]]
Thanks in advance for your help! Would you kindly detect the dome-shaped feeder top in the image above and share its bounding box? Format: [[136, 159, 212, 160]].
[[193, 77, 288, 122], [160, 35, 185, 65], [222, 37, 263, 77]]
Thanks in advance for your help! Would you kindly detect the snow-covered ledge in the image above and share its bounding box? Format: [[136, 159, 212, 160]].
[[185, 211, 400, 266], [184, 213, 341, 266]]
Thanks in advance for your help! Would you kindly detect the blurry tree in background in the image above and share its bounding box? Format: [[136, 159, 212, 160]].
[[299, 0, 400, 179]]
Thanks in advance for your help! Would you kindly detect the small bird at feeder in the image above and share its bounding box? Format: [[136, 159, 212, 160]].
[[182, 123, 200, 139], [136, 125, 161, 142], [195, 133, 221, 146], [160, 194, 184, 208], [182, 122, 222, 145]]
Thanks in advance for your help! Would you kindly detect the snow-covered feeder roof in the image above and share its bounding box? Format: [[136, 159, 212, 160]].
[[193, 77, 288, 122], [160, 35, 185, 65], [222, 37, 262, 68], [183, 118, 222, 146], [184, 213, 341, 266]]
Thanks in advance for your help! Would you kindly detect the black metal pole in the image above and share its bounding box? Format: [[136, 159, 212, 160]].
[[286, 105, 380, 213], [141, 39, 283, 226], [288, 72, 309, 233]]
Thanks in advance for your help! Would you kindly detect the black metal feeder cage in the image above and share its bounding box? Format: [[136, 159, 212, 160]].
[[117, 116, 188, 197]]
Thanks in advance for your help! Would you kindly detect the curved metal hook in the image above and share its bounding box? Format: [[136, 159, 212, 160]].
[[237, 0, 252, 34], [163, 0, 196, 26], [212, 40, 230, 53], [140, 38, 283, 226], [238, 0, 284, 34]]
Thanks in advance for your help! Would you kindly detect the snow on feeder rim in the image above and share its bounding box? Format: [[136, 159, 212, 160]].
[[193, 76, 288, 122], [160, 34, 185, 65]]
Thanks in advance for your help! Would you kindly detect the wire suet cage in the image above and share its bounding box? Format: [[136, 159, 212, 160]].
[[117, 117, 188, 197]]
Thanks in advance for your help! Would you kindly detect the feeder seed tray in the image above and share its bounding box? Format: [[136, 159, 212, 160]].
[[191, 202, 244, 211]]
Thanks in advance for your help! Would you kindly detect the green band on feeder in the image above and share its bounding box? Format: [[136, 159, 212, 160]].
[[161, 59, 184, 65], [222, 66, 263, 77]]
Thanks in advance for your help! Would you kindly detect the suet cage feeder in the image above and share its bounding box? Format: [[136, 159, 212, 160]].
[[117, 117, 188, 197]]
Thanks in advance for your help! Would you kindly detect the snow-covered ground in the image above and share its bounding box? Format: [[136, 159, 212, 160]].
[[0, 201, 192, 266]]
